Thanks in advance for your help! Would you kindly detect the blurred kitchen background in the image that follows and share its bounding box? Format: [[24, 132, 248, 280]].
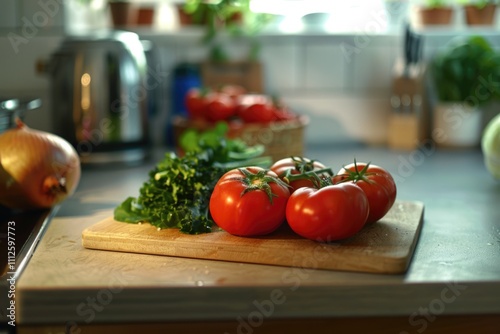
[[1, 0, 499, 152]]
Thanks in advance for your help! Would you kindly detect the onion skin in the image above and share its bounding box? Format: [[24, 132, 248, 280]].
[[0, 119, 81, 210]]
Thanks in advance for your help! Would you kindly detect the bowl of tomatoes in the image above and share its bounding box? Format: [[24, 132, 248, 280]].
[[173, 85, 308, 162]]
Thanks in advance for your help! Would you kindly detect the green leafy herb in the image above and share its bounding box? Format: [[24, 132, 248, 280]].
[[114, 124, 272, 234]]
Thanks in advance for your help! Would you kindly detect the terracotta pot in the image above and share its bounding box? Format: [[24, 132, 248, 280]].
[[418, 7, 454, 25], [109, 1, 133, 28], [176, 4, 201, 26], [175, 4, 228, 27], [136, 7, 155, 26], [464, 4, 497, 25]]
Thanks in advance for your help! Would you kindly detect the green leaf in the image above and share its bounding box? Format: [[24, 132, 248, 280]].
[[114, 197, 149, 223], [179, 129, 201, 153]]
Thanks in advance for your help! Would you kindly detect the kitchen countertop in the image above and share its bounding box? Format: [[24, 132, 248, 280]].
[[15, 143, 500, 332]]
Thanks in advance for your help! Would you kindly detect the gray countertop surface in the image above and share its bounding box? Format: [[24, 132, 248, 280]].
[[16, 143, 500, 325]]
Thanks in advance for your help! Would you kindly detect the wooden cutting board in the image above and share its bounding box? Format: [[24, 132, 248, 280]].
[[82, 200, 424, 274]]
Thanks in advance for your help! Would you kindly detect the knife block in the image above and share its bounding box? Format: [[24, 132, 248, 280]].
[[387, 59, 428, 151], [387, 114, 420, 151]]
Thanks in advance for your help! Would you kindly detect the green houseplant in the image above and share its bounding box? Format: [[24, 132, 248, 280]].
[[430, 35, 500, 147], [181, 0, 272, 62], [178, 0, 273, 93], [431, 35, 500, 105]]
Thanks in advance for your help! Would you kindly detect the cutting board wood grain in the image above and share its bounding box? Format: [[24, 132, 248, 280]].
[[82, 201, 424, 274]]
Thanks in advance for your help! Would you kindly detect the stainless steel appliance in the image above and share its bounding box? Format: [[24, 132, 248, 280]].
[[39, 30, 150, 164]]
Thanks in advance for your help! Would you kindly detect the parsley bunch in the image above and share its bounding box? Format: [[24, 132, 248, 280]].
[[114, 124, 271, 234]]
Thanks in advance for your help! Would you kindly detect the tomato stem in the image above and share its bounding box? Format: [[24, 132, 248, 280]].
[[335, 160, 375, 184], [238, 168, 290, 204], [283, 168, 334, 189], [289, 156, 324, 174]]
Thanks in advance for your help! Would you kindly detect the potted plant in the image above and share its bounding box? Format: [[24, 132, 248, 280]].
[[417, 0, 454, 25], [108, 0, 134, 28], [430, 35, 500, 147], [135, 2, 156, 26], [178, 0, 273, 93], [178, 0, 246, 28], [74, 0, 154, 28], [461, 0, 498, 25]]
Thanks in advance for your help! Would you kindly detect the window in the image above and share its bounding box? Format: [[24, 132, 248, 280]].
[[250, 0, 408, 33]]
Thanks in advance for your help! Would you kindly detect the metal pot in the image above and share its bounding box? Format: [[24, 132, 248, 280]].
[[0, 97, 42, 134], [39, 30, 150, 164]]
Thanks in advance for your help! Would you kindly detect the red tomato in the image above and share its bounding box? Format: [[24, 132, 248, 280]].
[[269, 97, 296, 121], [286, 183, 369, 241], [335, 162, 397, 223], [270, 157, 327, 193], [272, 107, 297, 121], [218, 84, 246, 101], [209, 167, 290, 237], [236, 94, 269, 107], [205, 93, 236, 122], [246, 103, 276, 123], [236, 94, 276, 123], [185, 88, 209, 120]]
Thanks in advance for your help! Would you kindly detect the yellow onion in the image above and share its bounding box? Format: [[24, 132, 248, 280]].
[[0, 119, 81, 209]]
